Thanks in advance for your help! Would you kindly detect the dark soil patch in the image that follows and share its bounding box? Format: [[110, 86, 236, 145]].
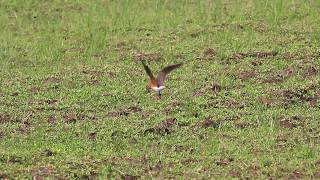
[[133, 52, 162, 62], [63, 113, 77, 123], [144, 118, 178, 135], [88, 132, 97, 141], [108, 106, 143, 118], [280, 51, 320, 62], [0, 113, 17, 124], [271, 85, 319, 105], [203, 48, 216, 57], [247, 165, 260, 177], [43, 76, 61, 84], [48, 115, 56, 125], [260, 67, 295, 84], [216, 158, 233, 166], [279, 68, 294, 78], [278, 116, 304, 129], [238, 71, 256, 81], [229, 171, 241, 178], [259, 96, 277, 106], [31, 167, 58, 179], [230, 51, 277, 60], [29, 87, 41, 94], [303, 65, 318, 78], [225, 98, 243, 108], [287, 171, 304, 179], [121, 174, 140, 180], [46, 99, 59, 105], [0, 174, 10, 179], [201, 118, 222, 129], [211, 83, 222, 93]]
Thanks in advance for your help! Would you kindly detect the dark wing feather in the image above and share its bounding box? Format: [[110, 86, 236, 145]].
[[157, 63, 182, 86], [141, 61, 155, 80]]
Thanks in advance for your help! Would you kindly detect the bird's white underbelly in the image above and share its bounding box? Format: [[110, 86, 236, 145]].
[[151, 86, 165, 92]]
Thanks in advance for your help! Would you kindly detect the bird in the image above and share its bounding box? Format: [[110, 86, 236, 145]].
[[141, 61, 182, 99]]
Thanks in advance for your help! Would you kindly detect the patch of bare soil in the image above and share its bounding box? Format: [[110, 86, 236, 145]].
[[121, 174, 140, 180], [247, 165, 260, 177], [259, 67, 295, 84], [270, 85, 319, 106], [31, 167, 59, 180], [63, 113, 98, 123], [0, 174, 10, 179], [238, 71, 256, 81], [216, 158, 233, 166], [280, 51, 320, 62], [108, 106, 143, 118], [211, 83, 222, 93], [303, 65, 318, 78], [230, 51, 277, 60], [225, 98, 244, 108], [278, 116, 304, 129], [29, 87, 41, 94], [144, 118, 178, 135], [203, 48, 216, 58], [0, 113, 17, 124], [229, 171, 241, 178], [200, 118, 222, 129], [43, 76, 61, 84], [133, 52, 162, 62], [63, 113, 77, 123], [287, 171, 304, 179], [47, 115, 56, 125]]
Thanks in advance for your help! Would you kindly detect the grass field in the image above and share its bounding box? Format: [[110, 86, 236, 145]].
[[0, 0, 320, 179]]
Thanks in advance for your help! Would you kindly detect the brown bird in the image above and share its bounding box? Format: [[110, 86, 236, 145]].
[[141, 61, 182, 99]]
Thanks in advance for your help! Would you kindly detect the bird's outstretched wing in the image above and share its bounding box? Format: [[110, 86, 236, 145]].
[[157, 63, 182, 86], [141, 61, 155, 80]]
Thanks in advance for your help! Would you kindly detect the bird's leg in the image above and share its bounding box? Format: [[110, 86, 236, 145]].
[[145, 85, 151, 93], [157, 91, 161, 100]]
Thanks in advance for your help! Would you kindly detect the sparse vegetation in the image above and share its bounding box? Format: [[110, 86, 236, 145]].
[[0, 0, 320, 179]]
